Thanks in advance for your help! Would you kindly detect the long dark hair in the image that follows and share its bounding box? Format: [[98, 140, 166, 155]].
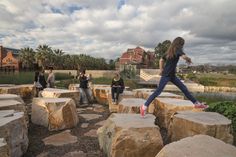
[[166, 37, 185, 59]]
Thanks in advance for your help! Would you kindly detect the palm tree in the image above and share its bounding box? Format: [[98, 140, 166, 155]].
[[53, 49, 65, 69], [35, 44, 53, 69], [19, 47, 35, 70]]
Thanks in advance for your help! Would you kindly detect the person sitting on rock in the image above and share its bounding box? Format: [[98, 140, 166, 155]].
[[111, 72, 124, 103]]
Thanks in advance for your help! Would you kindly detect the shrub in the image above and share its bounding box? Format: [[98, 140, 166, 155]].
[[205, 101, 236, 132]]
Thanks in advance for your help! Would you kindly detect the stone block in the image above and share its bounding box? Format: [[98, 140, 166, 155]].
[[155, 135, 236, 157], [132, 88, 155, 98], [31, 98, 78, 131], [0, 138, 8, 157], [117, 98, 146, 113], [41, 88, 80, 106], [169, 111, 233, 144], [0, 94, 24, 103], [92, 86, 111, 105], [97, 113, 163, 157], [153, 98, 202, 129], [0, 110, 28, 157]]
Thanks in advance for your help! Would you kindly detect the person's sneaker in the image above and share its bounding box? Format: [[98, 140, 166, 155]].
[[140, 105, 146, 118], [194, 102, 208, 109]]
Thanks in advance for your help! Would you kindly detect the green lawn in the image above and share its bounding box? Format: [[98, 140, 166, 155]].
[[186, 73, 236, 87], [0, 72, 72, 85]]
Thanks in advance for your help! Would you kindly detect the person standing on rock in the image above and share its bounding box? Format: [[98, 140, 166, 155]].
[[79, 70, 92, 105], [47, 67, 55, 88], [34, 68, 47, 97], [140, 37, 208, 117]]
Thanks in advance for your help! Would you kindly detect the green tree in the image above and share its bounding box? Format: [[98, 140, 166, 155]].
[[154, 40, 171, 68], [35, 44, 54, 69], [19, 47, 35, 70], [53, 49, 65, 69]]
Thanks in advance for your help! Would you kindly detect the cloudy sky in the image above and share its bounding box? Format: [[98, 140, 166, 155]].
[[0, 0, 236, 65]]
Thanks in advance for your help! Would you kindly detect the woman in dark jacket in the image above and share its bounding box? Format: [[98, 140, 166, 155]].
[[111, 72, 124, 103], [34, 69, 47, 96]]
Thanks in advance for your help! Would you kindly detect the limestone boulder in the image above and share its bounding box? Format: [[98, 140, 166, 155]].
[[0, 84, 35, 100], [169, 111, 233, 144], [155, 135, 236, 157], [0, 99, 28, 124], [31, 98, 78, 131], [132, 88, 155, 98], [0, 94, 24, 103], [142, 92, 184, 100], [108, 91, 135, 113], [141, 92, 184, 114], [68, 84, 80, 91], [0, 138, 8, 157], [0, 110, 28, 157], [153, 98, 202, 129], [92, 86, 111, 105], [97, 113, 163, 157], [41, 88, 80, 106], [117, 98, 146, 113]]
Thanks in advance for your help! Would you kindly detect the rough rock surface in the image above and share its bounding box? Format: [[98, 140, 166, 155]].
[[108, 91, 135, 113], [41, 88, 80, 106], [155, 135, 236, 157], [132, 88, 155, 98], [0, 99, 28, 124], [0, 110, 28, 157], [31, 98, 78, 131], [154, 98, 202, 129], [0, 138, 8, 157], [117, 98, 146, 113], [169, 111, 233, 144], [97, 113, 163, 157], [43, 130, 77, 146], [92, 86, 111, 105], [0, 84, 35, 99], [0, 94, 24, 103]]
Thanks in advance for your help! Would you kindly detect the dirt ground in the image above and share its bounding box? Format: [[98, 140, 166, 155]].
[[23, 103, 111, 157]]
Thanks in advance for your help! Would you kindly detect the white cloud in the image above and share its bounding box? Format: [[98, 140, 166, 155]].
[[0, 0, 236, 64]]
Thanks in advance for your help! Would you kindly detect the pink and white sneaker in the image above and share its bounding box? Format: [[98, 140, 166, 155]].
[[140, 105, 146, 118], [194, 102, 209, 109]]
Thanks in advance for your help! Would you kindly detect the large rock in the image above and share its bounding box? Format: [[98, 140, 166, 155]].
[[0, 94, 24, 103], [41, 88, 80, 106], [155, 135, 236, 157], [0, 110, 28, 157], [117, 98, 146, 113], [142, 92, 184, 100], [0, 138, 8, 157], [92, 86, 111, 105], [68, 84, 80, 91], [31, 98, 78, 131], [43, 130, 77, 146], [132, 88, 155, 98], [153, 98, 202, 129], [142, 92, 184, 114], [108, 91, 135, 113], [169, 111, 233, 144], [97, 114, 163, 157], [0, 84, 35, 100], [164, 82, 204, 92], [0, 99, 28, 124]]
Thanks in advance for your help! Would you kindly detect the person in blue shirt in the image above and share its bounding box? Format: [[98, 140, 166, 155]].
[[140, 37, 208, 117]]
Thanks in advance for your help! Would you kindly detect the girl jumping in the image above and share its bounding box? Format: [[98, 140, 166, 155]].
[[140, 37, 208, 117]]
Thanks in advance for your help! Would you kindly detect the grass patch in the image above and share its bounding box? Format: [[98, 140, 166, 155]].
[[55, 77, 142, 89], [0, 72, 72, 85], [205, 101, 236, 145]]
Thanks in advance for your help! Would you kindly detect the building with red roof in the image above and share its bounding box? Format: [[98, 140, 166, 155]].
[[117, 46, 155, 73]]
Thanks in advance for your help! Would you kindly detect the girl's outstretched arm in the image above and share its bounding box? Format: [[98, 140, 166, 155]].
[[181, 54, 192, 65]]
